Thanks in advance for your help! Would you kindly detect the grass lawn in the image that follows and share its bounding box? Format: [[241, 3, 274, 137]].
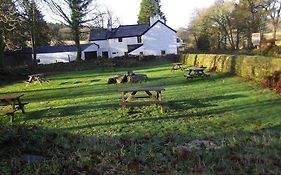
[[0, 61, 280, 174]]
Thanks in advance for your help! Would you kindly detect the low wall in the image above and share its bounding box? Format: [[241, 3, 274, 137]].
[[180, 54, 281, 81]]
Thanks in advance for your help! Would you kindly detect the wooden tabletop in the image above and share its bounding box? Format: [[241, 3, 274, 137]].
[[119, 86, 165, 92], [189, 67, 205, 71], [0, 94, 24, 100], [28, 73, 44, 77]]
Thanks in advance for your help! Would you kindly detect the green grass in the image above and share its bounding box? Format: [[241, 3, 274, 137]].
[[0, 61, 280, 174]]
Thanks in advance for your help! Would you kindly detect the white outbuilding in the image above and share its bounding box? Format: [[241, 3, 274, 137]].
[[36, 43, 99, 64]]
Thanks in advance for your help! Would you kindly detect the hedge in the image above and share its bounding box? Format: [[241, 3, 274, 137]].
[[180, 54, 281, 82]]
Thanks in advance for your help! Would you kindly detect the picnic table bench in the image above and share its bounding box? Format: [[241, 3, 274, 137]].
[[184, 67, 211, 79], [171, 63, 184, 72], [119, 86, 165, 113], [26, 73, 48, 86], [0, 94, 28, 122]]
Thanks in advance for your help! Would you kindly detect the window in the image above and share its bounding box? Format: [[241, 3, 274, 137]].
[[137, 36, 142, 43], [102, 51, 109, 58], [118, 38, 123, 42], [161, 50, 166, 55]]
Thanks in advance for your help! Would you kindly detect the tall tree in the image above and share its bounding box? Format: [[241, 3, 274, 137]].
[[236, 0, 265, 49], [0, 0, 26, 68], [42, 0, 98, 62], [138, 0, 165, 24], [261, 0, 281, 40], [16, 0, 51, 65]]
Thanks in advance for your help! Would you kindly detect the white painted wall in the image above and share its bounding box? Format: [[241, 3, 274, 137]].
[[90, 40, 110, 57], [37, 52, 77, 64], [109, 37, 141, 57], [130, 21, 177, 56], [37, 43, 99, 64], [90, 21, 177, 58], [81, 44, 99, 59]]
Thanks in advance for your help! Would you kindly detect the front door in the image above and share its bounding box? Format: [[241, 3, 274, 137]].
[[102, 51, 109, 58]]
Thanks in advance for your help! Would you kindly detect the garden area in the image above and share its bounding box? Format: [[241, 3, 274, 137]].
[[0, 60, 280, 174]]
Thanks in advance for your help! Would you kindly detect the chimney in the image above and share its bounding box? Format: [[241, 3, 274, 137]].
[[149, 15, 163, 26], [107, 19, 112, 31]]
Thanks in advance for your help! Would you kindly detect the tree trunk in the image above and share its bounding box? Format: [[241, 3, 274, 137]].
[[31, 30, 37, 66], [235, 31, 240, 50], [31, 3, 37, 66], [73, 27, 81, 62], [246, 32, 253, 49], [0, 35, 5, 68], [272, 21, 277, 42]]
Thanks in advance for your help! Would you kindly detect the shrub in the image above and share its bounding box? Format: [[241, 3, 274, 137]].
[[264, 71, 281, 93]]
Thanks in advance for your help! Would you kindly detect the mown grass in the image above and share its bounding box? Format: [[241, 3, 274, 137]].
[[0, 61, 280, 174]]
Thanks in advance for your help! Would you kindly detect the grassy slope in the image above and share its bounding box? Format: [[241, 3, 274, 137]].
[[0, 61, 280, 174]]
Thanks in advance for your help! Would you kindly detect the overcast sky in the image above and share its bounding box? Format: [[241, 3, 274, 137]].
[[95, 0, 216, 29], [42, 0, 217, 30]]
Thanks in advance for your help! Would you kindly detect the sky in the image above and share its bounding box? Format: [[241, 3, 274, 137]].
[[42, 0, 217, 30], [95, 0, 217, 29]]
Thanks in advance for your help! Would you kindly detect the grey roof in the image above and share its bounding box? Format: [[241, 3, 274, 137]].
[[89, 24, 150, 41], [4, 43, 97, 55], [110, 24, 150, 38], [36, 44, 94, 54], [89, 20, 176, 41], [89, 28, 114, 41]]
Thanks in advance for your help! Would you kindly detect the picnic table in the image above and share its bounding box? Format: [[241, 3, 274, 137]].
[[171, 63, 184, 72], [119, 86, 165, 113], [184, 67, 211, 79], [26, 73, 48, 86], [0, 94, 27, 122]]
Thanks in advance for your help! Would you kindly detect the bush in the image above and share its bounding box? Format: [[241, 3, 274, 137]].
[[180, 54, 281, 82], [264, 71, 281, 93]]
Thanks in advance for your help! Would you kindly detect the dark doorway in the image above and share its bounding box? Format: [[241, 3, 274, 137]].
[[102, 51, 109, 58], [85, 51, 97, 60]]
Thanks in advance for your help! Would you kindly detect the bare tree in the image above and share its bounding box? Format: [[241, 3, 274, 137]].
[[94, 8, 120, 29], [41, 0, 101, 62], [261, 0, 281, 40], [0, 0, 24, 67]]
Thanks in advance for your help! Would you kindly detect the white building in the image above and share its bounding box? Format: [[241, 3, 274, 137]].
[[87, 15, 178, 58], [32, 16, 178, 64]]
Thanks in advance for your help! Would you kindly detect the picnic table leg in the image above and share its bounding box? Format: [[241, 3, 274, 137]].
[[35, 77, 43, 86], [156, 91, 164, 113], [26, 76, 33, 86], [16, 97, 25, 114], [180, 65, 184, 71]]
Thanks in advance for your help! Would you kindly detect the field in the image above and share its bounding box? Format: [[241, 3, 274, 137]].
[[0, 61, 280, 174]]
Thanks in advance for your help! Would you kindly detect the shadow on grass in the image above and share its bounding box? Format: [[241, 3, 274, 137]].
[[22, 102, 119, 121], [50, 98, 281, 132], [0, 106, 280, 174], [165, 94, 246, 111]]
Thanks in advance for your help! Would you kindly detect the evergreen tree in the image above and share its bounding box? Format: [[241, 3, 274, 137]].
[[138, 0, 166, 24]]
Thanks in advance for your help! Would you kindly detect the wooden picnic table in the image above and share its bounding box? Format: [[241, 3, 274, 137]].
[[119, 86, 165, 113], [171, 63, 184, 72], [26, 73, 48, 86], [0, 94, 27, 122], [184, 67, 211, 79]]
